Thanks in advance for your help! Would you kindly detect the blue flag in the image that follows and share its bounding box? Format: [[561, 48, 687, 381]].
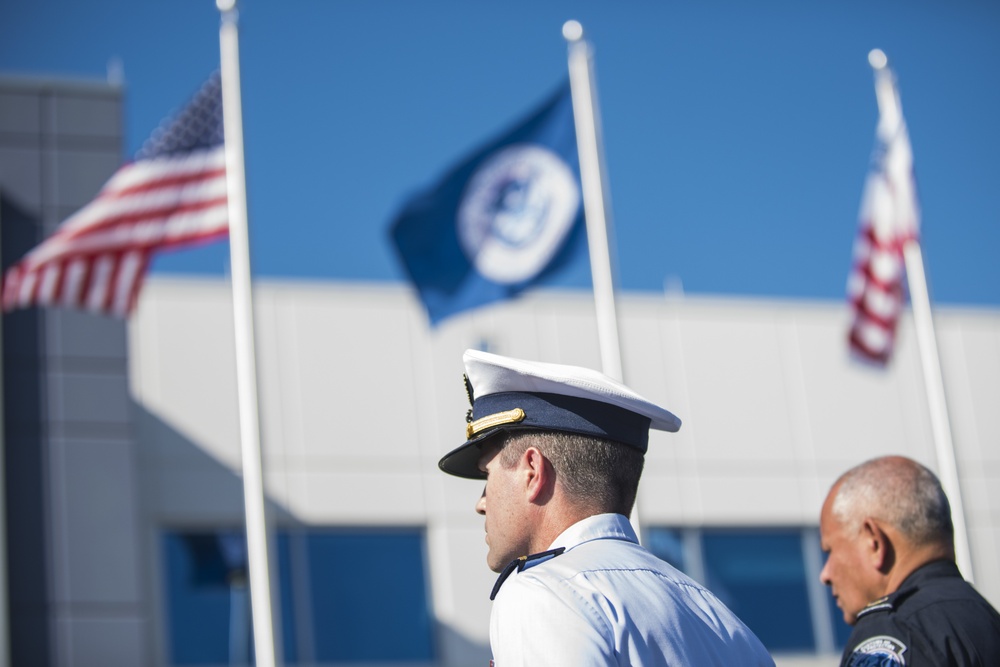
[[389, 82, 587, 325]]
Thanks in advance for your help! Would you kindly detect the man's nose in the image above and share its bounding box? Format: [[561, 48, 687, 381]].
[[476, 488, 486, 515], [819, 559, 831, 586]]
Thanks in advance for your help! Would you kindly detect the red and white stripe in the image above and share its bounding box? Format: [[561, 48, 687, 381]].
[[847, 207, 907, 364], [847, 78, 919, 365], [2, 146, 227, 317]]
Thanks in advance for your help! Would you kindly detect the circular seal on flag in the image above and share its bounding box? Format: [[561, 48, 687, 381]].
[[457, 144, 580, 285]]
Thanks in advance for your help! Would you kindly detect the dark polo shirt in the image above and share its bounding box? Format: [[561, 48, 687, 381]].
[[840, 560, 1000, 666]]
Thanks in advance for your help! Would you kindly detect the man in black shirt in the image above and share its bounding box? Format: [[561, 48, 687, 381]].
[[819, 455, 1000, 666]]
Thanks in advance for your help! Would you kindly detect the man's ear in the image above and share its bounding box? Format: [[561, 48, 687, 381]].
[[520, 447, 551, 503], [861, 517, 894, 572]]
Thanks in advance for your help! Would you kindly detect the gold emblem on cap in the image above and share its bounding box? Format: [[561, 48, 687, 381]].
[[466, 408, 526, 439]]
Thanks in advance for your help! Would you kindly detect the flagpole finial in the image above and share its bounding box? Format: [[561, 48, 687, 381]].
[[868, 49, 888, 71], [217, 0, 237, 12], [562, 20, 584, 43]]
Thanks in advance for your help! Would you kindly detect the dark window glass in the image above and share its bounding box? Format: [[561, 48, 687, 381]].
[[646, 527, 686, 572], [701, 529, 814, 652], [276, 533, 299, 664], [307, 529, 434, 662], [163, 531, 251, 664], [163, 528, 434, 664]]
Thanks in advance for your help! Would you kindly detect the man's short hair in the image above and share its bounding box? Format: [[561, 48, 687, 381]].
[[831, 456, 953, 547], [497, 431, 644, 516]]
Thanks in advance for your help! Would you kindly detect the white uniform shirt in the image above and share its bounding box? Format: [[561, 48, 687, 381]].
[[489, 513, 775, 666]]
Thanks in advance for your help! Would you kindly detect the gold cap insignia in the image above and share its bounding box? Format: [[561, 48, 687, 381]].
[[466, 408, 526, 439]]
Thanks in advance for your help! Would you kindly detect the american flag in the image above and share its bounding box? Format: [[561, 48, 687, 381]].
[[2, 72, 228, 317], [847, 67, 919, 364]]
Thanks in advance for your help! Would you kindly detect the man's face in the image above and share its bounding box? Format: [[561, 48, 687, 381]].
[[476, 443, 531, 573], [819, 485, 880, 624]]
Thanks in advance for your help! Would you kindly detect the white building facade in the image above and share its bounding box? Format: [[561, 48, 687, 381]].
[[128, 277, 1000, 667]]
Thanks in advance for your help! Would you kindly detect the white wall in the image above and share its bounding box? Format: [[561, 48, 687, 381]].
[[128, 276, 1000, 666]]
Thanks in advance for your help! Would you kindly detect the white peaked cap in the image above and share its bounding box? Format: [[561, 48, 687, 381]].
[[438, 349, 682, 479]]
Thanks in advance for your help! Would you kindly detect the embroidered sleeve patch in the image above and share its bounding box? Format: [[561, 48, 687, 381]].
[[847, 635, 908, 666]]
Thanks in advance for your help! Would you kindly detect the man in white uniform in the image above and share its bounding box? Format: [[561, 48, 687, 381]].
[[439, 350, 774, 666]]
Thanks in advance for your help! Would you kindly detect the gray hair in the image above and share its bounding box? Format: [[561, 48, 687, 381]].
[[497, 431, 645, 516], [831, 456, 953, 547]]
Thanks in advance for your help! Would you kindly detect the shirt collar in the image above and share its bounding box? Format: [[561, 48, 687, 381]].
[[857, 559, 962, 618], [493, 514, 637, 600], [898, 558, 962, 591], [547, 513, 638, 552]]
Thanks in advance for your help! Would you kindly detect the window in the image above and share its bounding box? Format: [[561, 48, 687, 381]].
[[646, 526, 852, 655], [305, 531, 434, 662], [163, 528, 435, 665], [163, 531, 252, 664]]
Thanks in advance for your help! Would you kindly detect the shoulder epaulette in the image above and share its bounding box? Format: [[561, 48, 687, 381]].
[[856, 586, 917, 620], [490, 547, 565, 600], [856, 595, 894, 619]]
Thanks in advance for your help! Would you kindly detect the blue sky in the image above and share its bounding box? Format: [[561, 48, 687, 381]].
[[2, 0, 998, 306]]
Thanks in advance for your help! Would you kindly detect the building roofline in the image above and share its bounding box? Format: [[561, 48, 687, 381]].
[[0, 72, 123, 96]]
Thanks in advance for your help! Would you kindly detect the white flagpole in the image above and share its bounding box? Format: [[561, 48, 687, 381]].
[[869, 50, 974, 582], [217, 2, 281, 665], [563, 20, 623, 383], [563, 20, 642, 536], [902, 240, 973, 581]]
